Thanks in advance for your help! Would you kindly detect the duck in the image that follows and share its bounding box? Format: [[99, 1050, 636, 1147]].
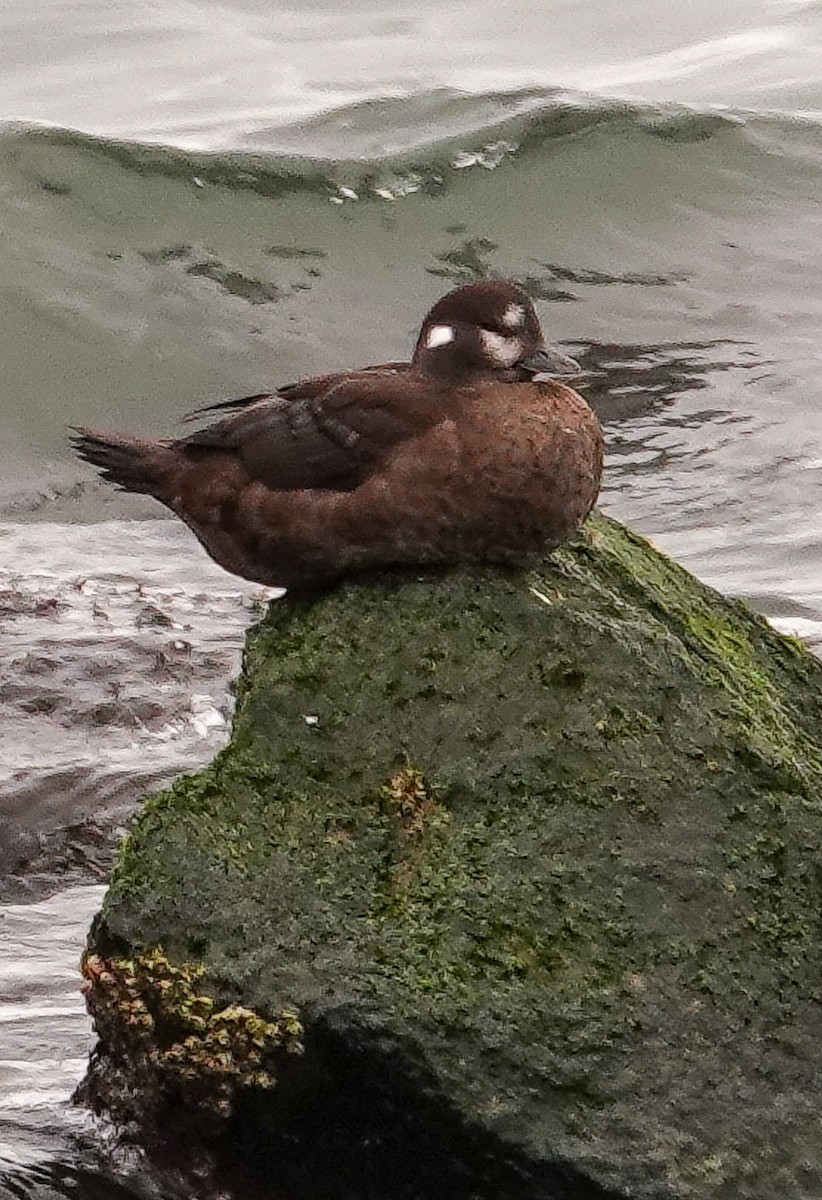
[[70, 279, 603, 591]]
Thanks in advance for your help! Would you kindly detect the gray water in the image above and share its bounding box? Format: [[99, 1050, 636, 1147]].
[[3, 1, 822, 1196]]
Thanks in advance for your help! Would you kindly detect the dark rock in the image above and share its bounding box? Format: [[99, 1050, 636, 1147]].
[[79, 513, 822, 1200]]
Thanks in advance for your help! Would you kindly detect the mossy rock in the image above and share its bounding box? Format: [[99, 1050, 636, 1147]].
[[83, 512, 822, 1200]]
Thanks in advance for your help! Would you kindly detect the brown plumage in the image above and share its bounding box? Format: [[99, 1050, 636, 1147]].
[[70, 280, 603, 590]]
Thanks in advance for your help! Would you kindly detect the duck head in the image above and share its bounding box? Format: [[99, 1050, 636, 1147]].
[[412, 279, 581, 382]]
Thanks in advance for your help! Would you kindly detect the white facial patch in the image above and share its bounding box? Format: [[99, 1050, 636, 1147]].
[[425, 324, 456, 350], [480, 329, 522, 366], [501, 302, 525, 329]]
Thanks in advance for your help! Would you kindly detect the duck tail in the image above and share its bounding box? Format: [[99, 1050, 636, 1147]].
[[69, 426, 174, 500]]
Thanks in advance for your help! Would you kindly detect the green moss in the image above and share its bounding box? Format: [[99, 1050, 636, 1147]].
[[85, 513, 822, 1198], [574, 516, 822, 784]]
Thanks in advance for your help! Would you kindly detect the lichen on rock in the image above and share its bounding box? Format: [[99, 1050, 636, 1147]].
[[77, 946, 303, 1131], [79, 512, 822, 1199]]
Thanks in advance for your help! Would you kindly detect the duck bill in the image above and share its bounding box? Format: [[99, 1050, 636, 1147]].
[[519, 345, 581, 377]]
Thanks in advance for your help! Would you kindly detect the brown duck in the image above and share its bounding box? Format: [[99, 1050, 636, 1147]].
[[71, 280, 603, 590]]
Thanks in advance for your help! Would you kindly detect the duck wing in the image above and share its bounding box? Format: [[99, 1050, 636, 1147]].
[[175, 370, 446, 492], [181, 362, 409, 422]]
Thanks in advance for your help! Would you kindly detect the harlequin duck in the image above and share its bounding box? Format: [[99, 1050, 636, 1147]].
[[70, 280, 603, 590]]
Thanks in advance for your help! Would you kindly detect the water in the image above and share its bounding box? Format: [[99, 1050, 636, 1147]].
[[0, 887, 101, 1185], [3, 1, 822, 1195]]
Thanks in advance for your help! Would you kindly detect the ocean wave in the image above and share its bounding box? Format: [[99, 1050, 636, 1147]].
[[6, 88, 822, 201]]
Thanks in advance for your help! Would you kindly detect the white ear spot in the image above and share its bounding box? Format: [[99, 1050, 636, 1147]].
[[425, 324, 455, 350], [501, 302, 525, 329], [480, 329, 522, 366]]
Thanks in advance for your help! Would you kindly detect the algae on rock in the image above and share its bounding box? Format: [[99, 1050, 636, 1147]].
[[82, 512, 822, 1200], [78, 947, 303, 1130]]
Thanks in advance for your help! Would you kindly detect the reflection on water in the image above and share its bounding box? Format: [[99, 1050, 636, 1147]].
[[428, 239, 690, 299], [0, 1158, 146, 1200], [571, 338, 758, 427]]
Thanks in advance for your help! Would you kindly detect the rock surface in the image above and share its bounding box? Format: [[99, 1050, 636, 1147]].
[[81, 513, 822, 1200]]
